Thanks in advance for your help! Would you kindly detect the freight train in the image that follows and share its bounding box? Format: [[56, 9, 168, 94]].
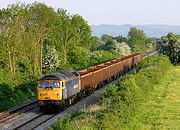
[[37, 53, 143, 112]]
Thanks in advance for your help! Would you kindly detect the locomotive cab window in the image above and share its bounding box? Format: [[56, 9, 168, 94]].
[[50, 81, 60, 88], [39, 81, 49, 88], [39, 81, 60, 88]]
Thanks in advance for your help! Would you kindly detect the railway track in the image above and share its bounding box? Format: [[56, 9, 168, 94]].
[[143, 50, 157, 59], [0, 100, 38, 124], [14, 113, 55, 130], [0, 100, 39, 130], [0, 50, 157, 130]]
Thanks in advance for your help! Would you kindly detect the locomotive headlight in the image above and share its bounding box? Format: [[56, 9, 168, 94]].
[[50, 96, 53, 100], [52, 91, 58, 94]]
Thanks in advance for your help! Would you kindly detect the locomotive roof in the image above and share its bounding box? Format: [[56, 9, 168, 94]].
[[39, 70, 80, 80]]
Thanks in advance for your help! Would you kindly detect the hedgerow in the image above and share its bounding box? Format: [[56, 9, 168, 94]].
[[50, 55, 172, 130], [0, 76, 37, 111]]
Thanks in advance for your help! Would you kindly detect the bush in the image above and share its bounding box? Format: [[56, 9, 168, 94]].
[[157, 33, 180, 64], [114, 42, 131, 56], [89, 50, 120, 66], [138, 55, 171, 70], [0, 75, 37, 111], [67, 46, 90, 69]]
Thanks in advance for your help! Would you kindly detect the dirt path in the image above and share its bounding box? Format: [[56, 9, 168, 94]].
[[138, 66, 180, 129]]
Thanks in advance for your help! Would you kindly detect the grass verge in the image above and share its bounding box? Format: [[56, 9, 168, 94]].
[[129, 65, 180, 129]]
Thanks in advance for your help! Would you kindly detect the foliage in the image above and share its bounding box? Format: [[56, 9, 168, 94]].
[[0, 73, 37, 111], [157, 33, 180, 63], [114, 42, 131, 56], [145, 37, 157, 50], [27, 3, 57, 76], [67, 46, 90, 69], [43, 45, 60, 72], [0, 4, 26, 77], [100, 34, 116, 50], [101, 34, 113, 43], [128, 27, 147, 53], [0, 3, 57, 77], [114, 35, 128, 43], [49, 9, 92, 67], [89, 50, 120, 65], [99, 34, 131, 55], [89, 36, 101, 51], [99, 31, 154, 55]]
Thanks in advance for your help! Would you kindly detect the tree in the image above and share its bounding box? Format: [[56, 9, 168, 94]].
[[100, 34, 116, 50], [114, 42, 131, 56], [0, 4, 26, 78], [52, 9, 73, 66], [67, 46, 90, 69], [43, 45, 60, 72], [25, 2, 57, 76], [101, 34, 113, 43], [51, 9, 92, 67], [145, 38, 157, 50], [114, 35, 128, 43], [157, 33, 180, 63], [128, 27, 147, 53], [89, 36, 101, 51], [71, 14, 92, 49]]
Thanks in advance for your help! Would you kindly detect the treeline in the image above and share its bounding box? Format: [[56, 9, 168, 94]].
[[0, 2, 157, 111], [0, 3, 157, 80]]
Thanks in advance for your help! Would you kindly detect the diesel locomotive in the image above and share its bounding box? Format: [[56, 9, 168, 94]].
[[37, 53, 142, 112]]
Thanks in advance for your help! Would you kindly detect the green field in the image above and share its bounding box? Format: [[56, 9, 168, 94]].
[[131, 66, 180, 129]]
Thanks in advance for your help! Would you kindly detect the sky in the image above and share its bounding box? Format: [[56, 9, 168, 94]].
[[0, 0, 180, 25]]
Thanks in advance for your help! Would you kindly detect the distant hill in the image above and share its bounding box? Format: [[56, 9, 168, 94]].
[[91, 24, 180, 38]]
